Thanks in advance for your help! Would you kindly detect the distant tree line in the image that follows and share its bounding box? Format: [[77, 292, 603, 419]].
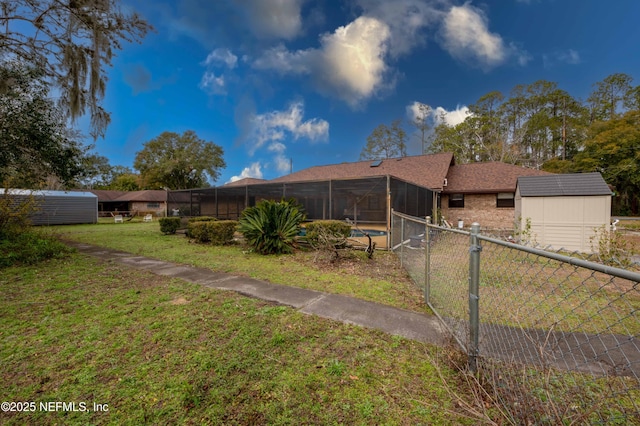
[[75, 131, 226, 191], [361, 73, 639, 215], [429, 73, 639, 215]]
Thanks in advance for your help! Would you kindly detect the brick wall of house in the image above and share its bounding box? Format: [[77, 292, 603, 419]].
[[441, 194, 515, 230], [131, 201, 166, 216]]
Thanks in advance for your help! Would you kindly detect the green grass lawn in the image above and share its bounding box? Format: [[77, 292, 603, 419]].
[[3, 220, 638, 424], [52, 220, 427, 313], [1, 254, 473, 425]]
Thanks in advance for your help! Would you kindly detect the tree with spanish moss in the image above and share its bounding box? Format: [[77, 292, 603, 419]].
[[0, 63, 83, 186], [0, 0, 152, 138]]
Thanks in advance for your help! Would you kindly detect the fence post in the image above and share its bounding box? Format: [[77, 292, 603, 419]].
[[468, 222, 481, 373], [400, 216, 405, 267], [424, 216, 431, 304]]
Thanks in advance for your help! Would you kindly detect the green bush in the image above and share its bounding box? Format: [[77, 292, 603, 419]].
[[188, 221, 209, 242], [188, 220, 237, 245], [238, 199, 305, 255], [188, 216, 217, 223], [159, 217, 181, 235], [0, 188, 39, 240], [0, 230, 74, 268], [186, 217, 217, 237], [305, 220, 351, 247]]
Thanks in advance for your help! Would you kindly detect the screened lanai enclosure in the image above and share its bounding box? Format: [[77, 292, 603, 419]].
[[167, 176, 437, 249]]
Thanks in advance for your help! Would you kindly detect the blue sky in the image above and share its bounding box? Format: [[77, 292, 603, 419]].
[[86, 0, 640, 185]]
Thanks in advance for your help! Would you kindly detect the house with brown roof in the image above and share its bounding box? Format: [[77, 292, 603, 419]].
[[441, 162, 552, 229], [168, 153, 551, 243], [89, 189, 168, 217], [169, 153, 455, 226]]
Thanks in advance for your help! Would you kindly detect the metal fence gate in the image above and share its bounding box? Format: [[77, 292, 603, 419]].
[[391, 210, 640, 423]]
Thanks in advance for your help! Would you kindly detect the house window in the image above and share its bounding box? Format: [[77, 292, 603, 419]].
[[147, 203, 160, 209], [448, 194, 464, 208], [496, 192, 515, 208]]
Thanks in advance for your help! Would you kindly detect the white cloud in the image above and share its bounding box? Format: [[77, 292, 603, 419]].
[[199, 48, 239, 96], [318, 16, 391, 105], [515, 46, 533, 66], [252, 44, 312, 74], [434, 105, 471, 126], [440, 4, 506, 69], [253, 16, 391, 107], [204, 48, 238, 68], [268, 143, 292, 173], [268, 142, 286, 153], [273, 155, 291, 173], [406, 101, 470, 127], [543, 49, 581, 68], [248, 101, 329, 154], [229, 162, 263, 182], [251, 3, 527, 105], [238, 0, 305, 40], [354, 0, 442, 57], [406, 101, 431, 123], [199, 71, 225, 94], [560, 49, 581, 64]]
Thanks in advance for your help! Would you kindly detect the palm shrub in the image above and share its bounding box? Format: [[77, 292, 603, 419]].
[[238, 199, 305, 254]]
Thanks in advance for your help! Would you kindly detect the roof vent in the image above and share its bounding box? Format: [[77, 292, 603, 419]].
[[370, 160, 382, 167], [443, 178, 448, 187]]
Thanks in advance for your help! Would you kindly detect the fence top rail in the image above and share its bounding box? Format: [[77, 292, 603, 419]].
[[391, 210, 427, 224], [478, 233, 640, 283], [425, 222, 471, 237], [396, 211, 640, 282]]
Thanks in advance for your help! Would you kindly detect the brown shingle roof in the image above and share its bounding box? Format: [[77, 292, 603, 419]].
[[118, 190, 167, 202], [87, 189, 128, 201], [444, 162, 552, 193], [223, 177, 267, 187], [269, 153, 455, 190], [89, 189, 167, 202]]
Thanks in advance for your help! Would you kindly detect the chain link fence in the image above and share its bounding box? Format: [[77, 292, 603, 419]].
[[391, 210, 640, 424]]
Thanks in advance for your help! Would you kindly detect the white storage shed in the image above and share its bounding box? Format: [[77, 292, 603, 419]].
[[515, 173, 612, 253], [1, 189, 98, 225]]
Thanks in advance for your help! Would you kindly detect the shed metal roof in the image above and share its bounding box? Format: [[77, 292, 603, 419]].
[[517, 172, 612, 197], [1, 189, 97, 198]]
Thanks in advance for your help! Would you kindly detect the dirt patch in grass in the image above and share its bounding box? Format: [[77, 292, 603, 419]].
[[622, 230, 640, 251]]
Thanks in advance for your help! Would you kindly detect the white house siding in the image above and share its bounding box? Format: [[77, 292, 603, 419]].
[[518, 195, 611, 253], [1, 189, 97, 225]]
